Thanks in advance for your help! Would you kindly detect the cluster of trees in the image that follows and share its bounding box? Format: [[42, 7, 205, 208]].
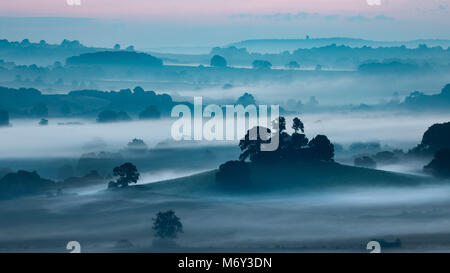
[[402, 83, 450, 111], [358, 60, 422, 74], [238, 116, 334, 163], [209, 43, 450, 69], [0, 170, 55, 199], [210, 54, 304, 71], [0, 86, 174, 119], [0, 39, 99, 66], [127, 138, 148, 152], [413, 121, 450, 178], [97, 105, 161, 123], [252, 60, 272, 70], [217, 117, 335, 188]]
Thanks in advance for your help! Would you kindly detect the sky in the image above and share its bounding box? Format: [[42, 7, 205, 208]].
[[0, 0, 449, 50]]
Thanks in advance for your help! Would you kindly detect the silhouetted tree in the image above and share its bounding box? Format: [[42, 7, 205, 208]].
[[410, 122, 450, 155], [290, 133, 309, 149], [271, 116, 286, 134], [292, 117, 304, 133], [239, 126, 272, 162], [114, 44, 121, 50], [108, 162, 140, 188], [278, 116, 286, 133], [308, 135, 334, 162], [210, 55, 227, 67], [152, 210, 183, 239]]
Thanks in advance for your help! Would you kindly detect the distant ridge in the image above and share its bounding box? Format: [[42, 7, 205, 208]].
[[229, 38, 450, 53]]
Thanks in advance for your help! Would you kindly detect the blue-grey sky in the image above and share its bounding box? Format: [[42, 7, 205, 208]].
[[0, 0, 449, 50]]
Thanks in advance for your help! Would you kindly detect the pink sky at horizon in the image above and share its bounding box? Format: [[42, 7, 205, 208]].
[[1, 0, 448, 47], [0, 0, 448, 20]]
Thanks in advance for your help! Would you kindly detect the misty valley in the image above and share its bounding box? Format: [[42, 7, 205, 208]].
[[0, 36, 450, 253]]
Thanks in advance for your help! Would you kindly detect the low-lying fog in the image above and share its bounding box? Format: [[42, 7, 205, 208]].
[[0, 112, 448, 159], [173, 74, 449, 105]]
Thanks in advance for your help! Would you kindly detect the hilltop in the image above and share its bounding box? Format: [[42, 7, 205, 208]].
[[230, 38, 450, 53]]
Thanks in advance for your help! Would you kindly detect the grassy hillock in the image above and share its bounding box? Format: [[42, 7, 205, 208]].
[[134, 161, 431, 197]]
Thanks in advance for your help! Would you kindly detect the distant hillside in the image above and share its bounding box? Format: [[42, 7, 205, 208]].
[[230, 38, 450, 53], [0, 86, 176, 118], [66, 51, 163, 67], [0, 39, 105, 66]]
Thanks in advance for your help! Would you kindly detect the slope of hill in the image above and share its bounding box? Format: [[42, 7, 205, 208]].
[[132, 161, 431, 197]]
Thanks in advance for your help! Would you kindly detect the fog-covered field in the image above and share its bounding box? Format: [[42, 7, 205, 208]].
[[3, 183, 450, 252], [174, 74, 449, 105], [1, 112, 448, 159]]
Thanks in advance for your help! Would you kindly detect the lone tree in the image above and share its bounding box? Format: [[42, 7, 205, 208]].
[[210, 55, 227, 67], [152, 210, 183, 240], [108, 162, 140, 188], [292, 117, 304, 133]]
